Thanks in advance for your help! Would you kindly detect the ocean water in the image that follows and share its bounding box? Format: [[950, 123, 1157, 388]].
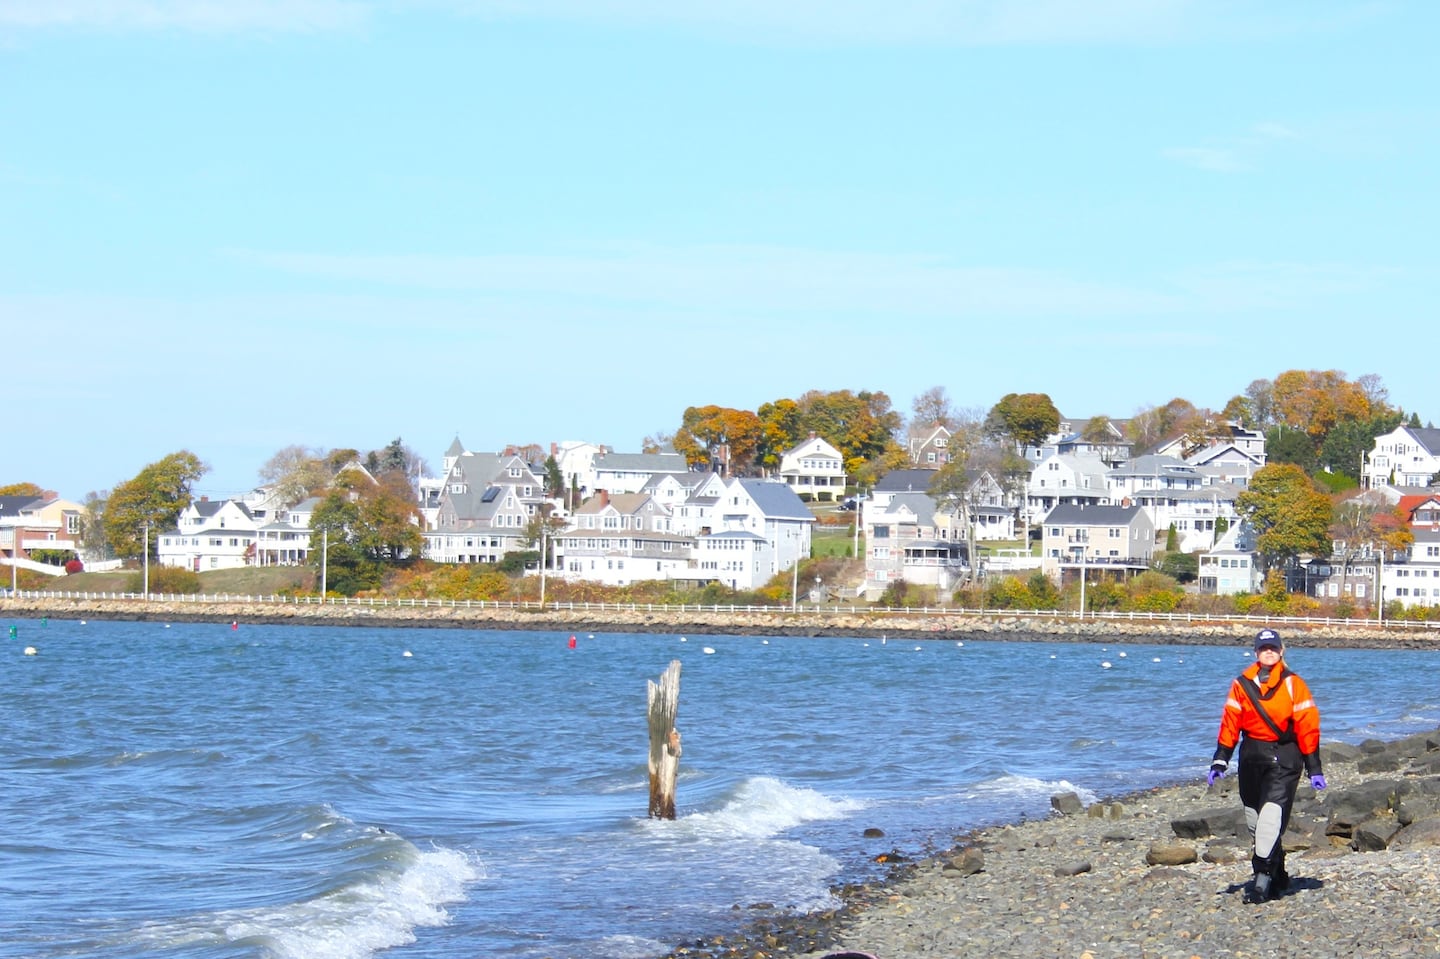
[[2, 619, 1437, 959]]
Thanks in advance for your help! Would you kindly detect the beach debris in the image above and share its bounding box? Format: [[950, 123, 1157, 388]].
[[646, 660, 683, 820]]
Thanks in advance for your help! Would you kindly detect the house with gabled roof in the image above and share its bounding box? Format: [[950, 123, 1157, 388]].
[[777, 434, 847, 501], [0, 491, 84, 572], [1039, 503, 1153, 581], [1399, 492, 1440, 530], [862, 490, 967, 598], [158, 497, 258, 571], [1025, 453, 1111, 525], [1198, 520, 1261, 596], [422, 444, 553, 564], [906, 423, 952, 469], [1364, 425, 1440, 489], [593, 450, 692, 494]]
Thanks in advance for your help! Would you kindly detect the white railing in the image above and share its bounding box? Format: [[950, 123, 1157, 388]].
[[6, 588, 1440, 631]]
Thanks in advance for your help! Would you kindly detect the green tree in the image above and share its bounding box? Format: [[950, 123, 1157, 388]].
[[756, 398, 804, 472], [985, 392, 1060, 456], [1264, 426, 1317, 472], [1235, 463, 1333, 575], [101, 451, 208, 560], [309, 468, 423, 595], [1319, 409, 1404, 480]]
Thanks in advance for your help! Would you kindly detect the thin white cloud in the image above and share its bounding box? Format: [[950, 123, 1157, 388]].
[[0, 0, 368, 32]]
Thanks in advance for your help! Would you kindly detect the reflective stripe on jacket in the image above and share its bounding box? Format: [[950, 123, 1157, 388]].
[[1216, 660, 1321, 757]]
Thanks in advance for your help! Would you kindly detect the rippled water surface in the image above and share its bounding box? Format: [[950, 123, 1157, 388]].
[[2, 618, 1436, 959]]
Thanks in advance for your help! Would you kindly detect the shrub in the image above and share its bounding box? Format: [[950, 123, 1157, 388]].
[[126, 566, 202, 594], [64, 558, 84, 574]]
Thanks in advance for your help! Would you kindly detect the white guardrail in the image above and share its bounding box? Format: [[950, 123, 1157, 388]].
[[6, 589, 1439, 631]]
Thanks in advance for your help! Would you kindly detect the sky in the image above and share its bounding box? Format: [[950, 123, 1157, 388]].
[[3, 0, 1436, 502]]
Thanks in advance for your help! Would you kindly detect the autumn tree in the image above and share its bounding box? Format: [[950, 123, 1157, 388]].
[[673, 406, 765, 475], [309, 467, 422, 595], [985, 392, 1060, 457], [756, 398, 804, 472], [0, 482, 44, 497], [640, 430, 674, 454], [1271, 369, 1376, 444], [910, 385, 957, 430], [259, 445, 332, 505], [101, 451, 209, 560], [1125, 398, 1199, 454], [796, 389, 907, 485], [1235, 463, 1333, 575]]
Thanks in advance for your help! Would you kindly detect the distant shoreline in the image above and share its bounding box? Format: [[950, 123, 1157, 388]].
[[7, 595, 1440, 650]]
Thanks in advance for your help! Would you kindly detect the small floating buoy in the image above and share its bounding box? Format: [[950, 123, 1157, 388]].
[[1101, 661, 1113, 669], [914, 646, 922, 651], [164, 624, 171, 628], [702, 647, 716, 655], [1050, 654, 1057, 659], [1152, 657, 1162, 663], [231, 621, 238, 630], [568, 635, 577, 649], [402, 650, 413, 658], [679, 636, 687, 642], [956, 641, 964, 648], [24, 646, 37, 656], [1118, 651, 1127, 658], [587, 634, 594, 639], [80, 620, 87, 625], [761, 639, 769, 645]]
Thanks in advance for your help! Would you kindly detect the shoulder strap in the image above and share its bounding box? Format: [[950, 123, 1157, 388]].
[[1238, 675, 1295, 743]]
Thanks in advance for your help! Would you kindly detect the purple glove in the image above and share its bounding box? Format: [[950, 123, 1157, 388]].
[[1310, 774, 1327, 790], [1207, 763, 1226, 786]]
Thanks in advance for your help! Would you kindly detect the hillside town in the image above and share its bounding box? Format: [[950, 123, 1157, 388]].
[[5, 402, 1440, 612]]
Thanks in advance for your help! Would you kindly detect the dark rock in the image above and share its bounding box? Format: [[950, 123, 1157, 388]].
[[1320, 741, 1365, 765], [1357, 753, 1403, 774], [1145, 841, 1197, 865], [1100, 831, 1135, 844], [1360, 738, 1389, 754], [1171, 806, 1246, 839], [862, 827, 885, 838], [1391, 816, 1440, 850], [1351, 817, 1403, 852], [1396, 796, 1440, 826], [1051, 792, 1083, 816], [1201, 838, 1248, 863], [1326, 779, 1406, 826], [1053, 860, 1092, 876], [942, 845, 985, 877]]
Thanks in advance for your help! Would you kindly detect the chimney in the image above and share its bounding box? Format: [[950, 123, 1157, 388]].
[[599, 490, 610, 507]]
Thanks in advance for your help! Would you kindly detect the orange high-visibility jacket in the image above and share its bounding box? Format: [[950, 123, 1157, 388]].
[[1217, 660, 1321, 756]]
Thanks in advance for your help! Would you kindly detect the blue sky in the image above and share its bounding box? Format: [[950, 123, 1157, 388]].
[[3, 1, 1436, 501]]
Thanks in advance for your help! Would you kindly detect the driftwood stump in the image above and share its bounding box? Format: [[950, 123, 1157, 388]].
[[647, 660, 682, 819]]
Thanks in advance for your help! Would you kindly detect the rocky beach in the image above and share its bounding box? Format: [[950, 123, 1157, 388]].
[[664, 732, 1440, 959], [8, 595, 1440, 959]]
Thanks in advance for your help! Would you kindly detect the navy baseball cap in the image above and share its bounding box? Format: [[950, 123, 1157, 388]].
[[1254, 628, 1283, 651]]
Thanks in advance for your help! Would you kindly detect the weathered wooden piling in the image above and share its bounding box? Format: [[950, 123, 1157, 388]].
[[647, 659, 682, 819]]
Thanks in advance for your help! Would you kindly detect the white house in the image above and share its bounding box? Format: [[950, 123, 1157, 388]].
[[906, 423, 952, 468], [157, 498, 258, 571], [1026, 453, 1112, 525], [1364, 426, 1440, 489], [254, 497, 318, 567], [777, 434, 847, 501], [592, 451, 693, 494], [1197, 521, 1262, 596]]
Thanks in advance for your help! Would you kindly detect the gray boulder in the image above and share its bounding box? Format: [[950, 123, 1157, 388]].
[[1171, 807, 1246, 840], [1351, 817, 1403, 852], [1390, 816, 1440, 850]]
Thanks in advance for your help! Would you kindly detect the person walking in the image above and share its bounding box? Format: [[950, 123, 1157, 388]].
[[1207, 628, 1327, 904]]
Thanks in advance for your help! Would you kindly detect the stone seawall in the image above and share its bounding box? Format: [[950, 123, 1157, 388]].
[[7, 595, 1440, 649]]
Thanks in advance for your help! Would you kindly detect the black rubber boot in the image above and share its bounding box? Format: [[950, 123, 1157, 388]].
[[1244, 872, 1272, 904]]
